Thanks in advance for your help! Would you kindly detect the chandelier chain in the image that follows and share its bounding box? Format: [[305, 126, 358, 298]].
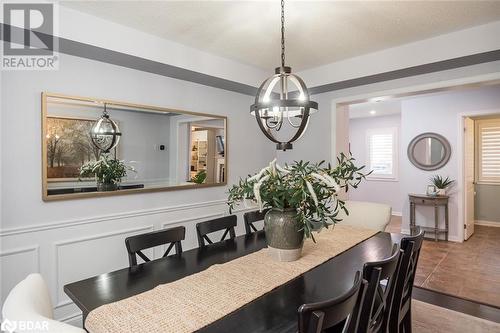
[[281, 0, 285, 68]]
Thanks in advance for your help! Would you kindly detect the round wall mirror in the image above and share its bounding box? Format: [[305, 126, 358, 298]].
[[407, 132, 451, 171]]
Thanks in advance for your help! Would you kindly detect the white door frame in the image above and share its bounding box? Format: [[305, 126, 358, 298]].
[[328, 72, 500, 240], [457, 109, 500, 241]]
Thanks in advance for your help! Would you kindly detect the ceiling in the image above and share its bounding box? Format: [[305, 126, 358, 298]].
[[349, 99, 401, 119], [60, 1, 500, 71]]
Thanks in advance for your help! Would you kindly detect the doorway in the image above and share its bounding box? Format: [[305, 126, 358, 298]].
[[462, 114, 500, 240]]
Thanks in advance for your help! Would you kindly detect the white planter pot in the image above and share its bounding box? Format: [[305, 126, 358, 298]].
[[437, 188, 446, 196]]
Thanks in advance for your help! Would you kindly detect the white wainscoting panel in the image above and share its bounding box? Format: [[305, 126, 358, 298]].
[[0, 246, 40, 305], [54, 225, 154, 308]]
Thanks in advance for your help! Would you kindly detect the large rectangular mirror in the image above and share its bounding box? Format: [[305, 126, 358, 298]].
[[42, 92, 227, 201]]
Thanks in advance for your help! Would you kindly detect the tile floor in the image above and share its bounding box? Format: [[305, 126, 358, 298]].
[[412, 300, 500, 332], [387, 216, 500, 308]]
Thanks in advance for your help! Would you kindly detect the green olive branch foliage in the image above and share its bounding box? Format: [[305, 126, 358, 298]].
[[227, 153, 371, 241], [79, 153, 135, 185]]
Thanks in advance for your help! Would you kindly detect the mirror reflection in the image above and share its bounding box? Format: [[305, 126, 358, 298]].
[[412, 137, 445, 166], [43, 93, 227, 200], [408, 132, 451, 171]]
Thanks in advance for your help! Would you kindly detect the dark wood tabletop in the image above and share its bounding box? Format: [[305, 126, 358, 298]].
[[64, 230, 403, 333]]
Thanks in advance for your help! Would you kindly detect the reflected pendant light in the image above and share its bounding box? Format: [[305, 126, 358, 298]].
[[90, 103, 122, 153], [250, 0, 318, 151]]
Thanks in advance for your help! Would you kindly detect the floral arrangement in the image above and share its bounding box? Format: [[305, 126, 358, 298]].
[[79, 154, 135, 185], [227, 153, 369, 240]]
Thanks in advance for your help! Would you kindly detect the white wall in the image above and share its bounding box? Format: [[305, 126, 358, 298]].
[[400, 85, 500, 240], [0, 52, 274, 324], [276, 93, 334, 165], [348, 114, 403, 214]]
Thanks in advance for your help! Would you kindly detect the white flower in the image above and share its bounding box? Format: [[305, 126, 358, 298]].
[[311, 172, 329, 186], [311, 172, 341, 193], [248, 166, 269, 182], [332, 182, 341, 193], [253, 175, 270, 211], [305, 180, 319, 207], [276, 163, 290, 174], [269, 158, 277, 176], [253, 182, 262, 211]]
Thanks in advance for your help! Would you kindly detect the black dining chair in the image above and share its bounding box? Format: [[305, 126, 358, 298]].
[[243, 209, 269, 235], [353, 244, 402, 333], [125, 226, 185, 267], [298, 271, 367, 333], [388, 229, 425, 333], [196, 215, 237, 248]]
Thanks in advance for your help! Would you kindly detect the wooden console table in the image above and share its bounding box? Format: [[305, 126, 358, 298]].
[[409, 194, 449, 241]]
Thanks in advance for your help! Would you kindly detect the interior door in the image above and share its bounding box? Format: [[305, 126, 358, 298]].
[[464, 117, 475, 240]]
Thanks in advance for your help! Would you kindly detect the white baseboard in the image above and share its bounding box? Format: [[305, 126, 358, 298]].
[[475, 220, 500, 227], [392, 211, 402, 217], [400, 228, 462, 242], [400, 228, 411, 235]]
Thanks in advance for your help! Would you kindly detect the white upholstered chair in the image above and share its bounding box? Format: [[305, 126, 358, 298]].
[[2, 274, 85, 333], [337, 200, 392, 232]]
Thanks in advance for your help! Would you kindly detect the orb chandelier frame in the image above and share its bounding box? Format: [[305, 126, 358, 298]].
[[250, 0, 318, 151], [90, 103, 122, 153]]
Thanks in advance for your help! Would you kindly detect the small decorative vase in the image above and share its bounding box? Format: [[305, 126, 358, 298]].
[[264, 208, 304, 262], [437, 188, 446, 196], [97, 182, 118, 192]]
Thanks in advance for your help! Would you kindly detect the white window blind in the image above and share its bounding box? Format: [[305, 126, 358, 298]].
[[366, 128, 397, 180], [477, 119, 500, 183]]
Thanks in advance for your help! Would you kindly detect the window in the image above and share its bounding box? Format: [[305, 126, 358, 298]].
[[366, 128, 398, 180], [476, 118, 500, 184]]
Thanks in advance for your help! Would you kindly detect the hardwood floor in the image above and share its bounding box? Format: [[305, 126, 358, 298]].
[[387, 216, 500, 308]]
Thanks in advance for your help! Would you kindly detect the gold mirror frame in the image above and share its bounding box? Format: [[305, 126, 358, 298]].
[[41, 92, 228, 201]]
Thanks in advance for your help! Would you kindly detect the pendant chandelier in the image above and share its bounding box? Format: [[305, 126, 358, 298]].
[[90, 103, 122, 153], [250, 0, 318, 151]]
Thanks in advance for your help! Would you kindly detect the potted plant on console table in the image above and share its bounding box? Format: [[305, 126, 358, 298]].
[[79, 154, 135, 192], [227, 153, 369, 262], [430, 175, 454, 196]]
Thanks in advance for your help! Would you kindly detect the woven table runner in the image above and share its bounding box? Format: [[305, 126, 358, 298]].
[[85, 225, 377, 333]]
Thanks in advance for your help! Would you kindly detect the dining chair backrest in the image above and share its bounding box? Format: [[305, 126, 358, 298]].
[[2, 274, 86, 333], [355, 244, 402, 333], [298, 271, 367, 333], [243, 209, 269, 235], [388, 229, 425, 333], [196, 215, 237, 247], [125, 226, 185, 267]]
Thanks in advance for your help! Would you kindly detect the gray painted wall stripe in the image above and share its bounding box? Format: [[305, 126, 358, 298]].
[[1, 23, 258, 96], [59, 37, 258, 96], [2, 24, 499, 97], [309, 49, 500, 95]]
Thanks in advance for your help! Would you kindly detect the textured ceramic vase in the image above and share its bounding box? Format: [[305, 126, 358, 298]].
[[264, 208, 304, 262], [437, 188, 446, 196]]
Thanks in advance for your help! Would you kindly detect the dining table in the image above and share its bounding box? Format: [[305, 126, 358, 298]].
[[64, 230, 403, 333]]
